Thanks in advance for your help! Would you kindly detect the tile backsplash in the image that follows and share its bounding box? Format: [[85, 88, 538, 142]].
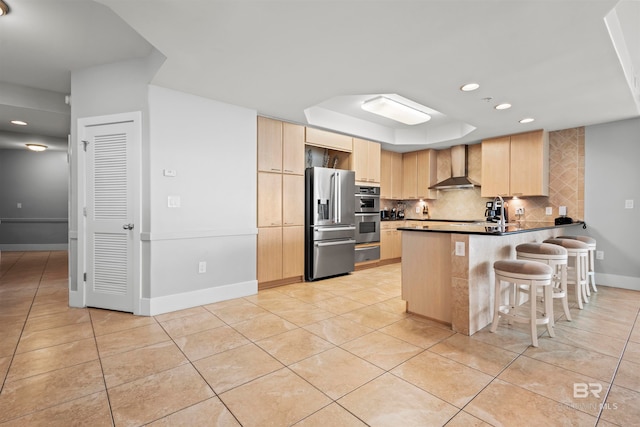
[[383, 127, 585, 223]]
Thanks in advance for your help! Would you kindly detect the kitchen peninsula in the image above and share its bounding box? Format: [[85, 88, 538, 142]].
[[399, 221, 584, 335]]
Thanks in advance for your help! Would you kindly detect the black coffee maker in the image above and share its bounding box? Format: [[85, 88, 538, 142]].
[[485, 200, 508, 223]]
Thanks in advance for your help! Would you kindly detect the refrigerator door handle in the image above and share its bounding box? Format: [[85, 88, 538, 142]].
[[315, 239, 356, 247], [314, 226, 356, 232]]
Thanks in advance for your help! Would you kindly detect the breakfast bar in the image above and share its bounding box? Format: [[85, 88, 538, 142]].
[[398, 221, 585, 335]]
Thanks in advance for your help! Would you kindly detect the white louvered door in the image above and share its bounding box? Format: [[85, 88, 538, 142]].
[[84, 119, 136, 312]]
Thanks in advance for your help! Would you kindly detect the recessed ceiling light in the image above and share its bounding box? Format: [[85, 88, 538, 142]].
[[519, 118, 535, 124], [361, 96, 431, 125], [26, 144, 48, 152], [460, 83, 480, 92], [495, 103, 512, 110], [11, 120, 27, 126]]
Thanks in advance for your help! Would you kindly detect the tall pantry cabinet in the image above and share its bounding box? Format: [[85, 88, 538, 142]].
[[257, 117, 305, 288]]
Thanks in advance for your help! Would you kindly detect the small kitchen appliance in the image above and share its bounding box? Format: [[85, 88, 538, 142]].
[[485, 200, 508, 223]]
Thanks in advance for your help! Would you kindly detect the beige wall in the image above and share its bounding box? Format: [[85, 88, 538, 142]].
[[396, 127, 585, 222]]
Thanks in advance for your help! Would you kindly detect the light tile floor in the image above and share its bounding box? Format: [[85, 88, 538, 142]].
[[1, 251, 639, 426]]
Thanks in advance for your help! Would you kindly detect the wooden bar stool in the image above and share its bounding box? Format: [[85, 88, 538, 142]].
[[557, 235, 597, 295], [491, 259, 554, 347], [544, 238, 590, 309], [516, 242, 571, 324]]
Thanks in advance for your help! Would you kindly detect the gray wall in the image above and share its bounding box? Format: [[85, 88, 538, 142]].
[[585, 117, 640, 290], [0, 148, 68, 250]]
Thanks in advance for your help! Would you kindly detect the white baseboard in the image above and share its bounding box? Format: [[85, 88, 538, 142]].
[[596, 273, 640, 291], [139, 280, 258, 316], [68, 290, 84, 308]]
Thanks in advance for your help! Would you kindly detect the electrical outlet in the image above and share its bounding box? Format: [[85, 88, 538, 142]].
[[625, 199, 634, 209], [17, 202, 22, 208], [198, 261, 206, 273], [596, 251, 604, 260], [545, 207, 552, 215], [455, 241, 465, 256], [515, 207, 524, 215], [559, 206, 567, 216]]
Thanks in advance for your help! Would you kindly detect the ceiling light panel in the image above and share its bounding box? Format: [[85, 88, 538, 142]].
[[26, 144, 48, 151], [460, 83, 480, 92], [361, 96, 431, 125], [495, 103, 512, 110]]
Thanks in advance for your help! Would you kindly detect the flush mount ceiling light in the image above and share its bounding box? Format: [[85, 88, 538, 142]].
[[495, 103, 512, 110], [26, 144, 48, 152], [11, 120, 27, 126], [0, 1, 9, 16], [519, 117, 535, 124], [361, 96, 431, 125], [460, 83, 480, 92]]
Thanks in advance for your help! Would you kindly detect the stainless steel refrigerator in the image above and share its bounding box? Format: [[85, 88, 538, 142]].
[[305, 167, 356, 281]]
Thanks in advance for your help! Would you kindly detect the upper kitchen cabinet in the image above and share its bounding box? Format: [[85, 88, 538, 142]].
[[305, 127, 353, 152], [257, 116, 282, 173], [352, 138, 381, 184], [381, 150, 403, 199], [481, 129, 549, 197], [258, 117, 305, 175], [402, 149, 437, 199], [417, 149, 437, 199], [282, 122, 305, 175]]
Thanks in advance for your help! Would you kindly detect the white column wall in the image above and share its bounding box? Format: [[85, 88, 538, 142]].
[[142, 85, 257, 314]]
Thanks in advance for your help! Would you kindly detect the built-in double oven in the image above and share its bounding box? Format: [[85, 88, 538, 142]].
[[354, 185, 381, 262]]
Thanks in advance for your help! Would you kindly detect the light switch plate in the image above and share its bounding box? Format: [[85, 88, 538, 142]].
[[163, 169, 177, 177], [168, 196, 181, 208]]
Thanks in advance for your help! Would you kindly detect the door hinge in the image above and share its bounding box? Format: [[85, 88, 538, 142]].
[[82, 140, 89, 151], [83, 207, 87, 217], [83, 272, 87, 282]]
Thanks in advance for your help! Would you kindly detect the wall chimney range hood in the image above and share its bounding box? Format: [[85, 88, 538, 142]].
[[429, 145, 479, 190]]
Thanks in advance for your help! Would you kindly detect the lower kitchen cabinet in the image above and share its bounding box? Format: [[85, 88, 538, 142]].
[[257, 227, 282, 282], [257, 226, 304, 287], [380, 228, 402, 260], [282, 226, 304, 278]]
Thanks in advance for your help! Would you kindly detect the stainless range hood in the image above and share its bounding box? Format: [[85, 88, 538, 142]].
[[429, 145, 479, 190]]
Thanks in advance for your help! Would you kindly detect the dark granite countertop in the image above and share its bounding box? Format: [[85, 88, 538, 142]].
[[397, 221, 585, 235]]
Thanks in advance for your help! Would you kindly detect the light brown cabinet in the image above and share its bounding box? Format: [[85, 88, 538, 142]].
[[403, 149, 437, 199], [380, 229, 402, 260], [257, 224, 304, 285], [257, 172, 282, 227], [380, 221, 403, 261], [352, 138, 381, 184], [305, 127, 353, 152], [257, 227, 283, 283], [257, 117, 306, 287], [481, 129, 549, 197], [258, 117, 305, 175], [380, 150, 403, 199], [282, 175, 304, 226], [282, 226, 304, 278]]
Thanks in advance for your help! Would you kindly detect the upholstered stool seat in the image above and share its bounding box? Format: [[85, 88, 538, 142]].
[[516, 242, 571, 324], [557, 235, 597, 294], [544, 238, 590, 309], [491, 259, 554, 347]]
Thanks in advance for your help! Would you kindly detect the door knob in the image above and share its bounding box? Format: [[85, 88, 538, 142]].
[[123, 223, 134, 230]]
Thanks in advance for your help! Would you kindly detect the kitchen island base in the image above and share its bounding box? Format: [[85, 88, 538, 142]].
[[401, 223, 583, 335]]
